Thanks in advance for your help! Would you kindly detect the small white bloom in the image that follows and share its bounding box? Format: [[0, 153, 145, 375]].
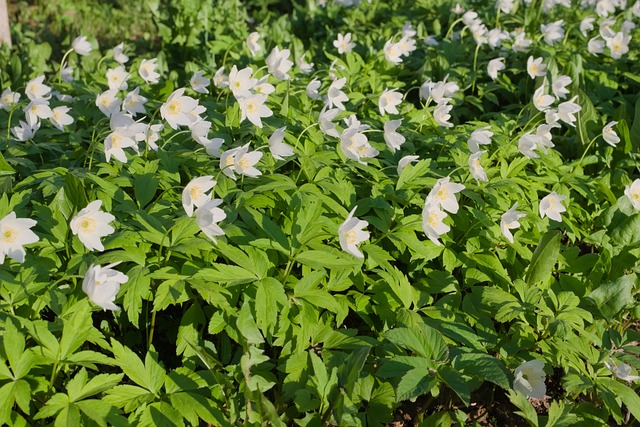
[[604, 358, 640, 382], [551, 75, 572, 99], [238, 94, 273, 128], [195, 198, 226, 242], [106, 66, 130, 91], [602, 121, 620, 147], [512, 32, 532, 52], [190, 71, 210, 94], [339, 206, 369, 259], [246, 32, 262, 56], [539, 191, 567, 222], [139, 58, 161, 84], [306, 79, 322, 100], [83, 262, 128, 311], [183, 176, 216, 217], [580, 17, 595, 36], [424, 35, 439, 46], [269, 126, 294, 160], [434, 103, 454, 128], [487, 57, 506, 80], [422, 202, 450, 246], [24, 99, 53, 126], [72, 35, 92, 56], [228, 65, 257, 99], [234, 143, 263, 178], [383, 39, 403, 64], [378, 89, 402, 116], [61, 66, 74, 83], [104, 129, 137, 163], [588, 37, 606, 56], [11, 121, 39, 141], [70, 200, 116, 252], [334, 33, 356, 54], [557, 96, 582, 127], [50, 106, 74, 131], [607, 32, 631, 59], [624, 179, 640, 210], [319, 107, 341, 138], [297, 58, 314, 74], [0, 212, 39, 264], [518, 132, 543, 159], [527, 56, 547, 79], [397, 155, 420, 174], [123, 87, 147, 117], [327, 77, 349, 110], [202, 137, 224, 158], [254, 76, 275, 96], [533, 84, 555, 112], [213, 66, 229, 88], [513, 360, 546, 398], [468, 126, 493, 153], [220, 146, 241, 180], [96, 89, 122, 118], [469, 151, 488, 182], [540, 20, 564, 45], [384, 119, 406, 153], [266, 46, 293, 81], [113, 42, 129, 64], [0, 87, 20, 111], [500, 202, 526, 243], [426, 177, 465, 214], [25, 76, 51, 101], [160, 88, 199, 130]]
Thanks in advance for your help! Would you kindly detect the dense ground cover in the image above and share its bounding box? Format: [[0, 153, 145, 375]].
[[1, 0, 640, 425]]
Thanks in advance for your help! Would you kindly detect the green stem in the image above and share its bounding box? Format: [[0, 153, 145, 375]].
[[57, 49, 74, 85]]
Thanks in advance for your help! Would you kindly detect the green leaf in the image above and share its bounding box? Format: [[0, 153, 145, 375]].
[[525, 230, 561, 286], [296, 249, 362, 270], [2, 318, 25, 378], [438, 366, 470, 406], [454, 353, 510, 389], [110, 339, 153, 391], [587, 274, 635, 321], [629, 96, 640, 151], [123, 266, 151, 328], [68, 370, 124, 402], [599, 378, 640, 423], [383, 324, 448, 361], [610, 213, 640, 248], [508, 390, 539, 426], [134, 173, 158, 209], [338, 347, 370, 395], [0, 150, 15, 176], [236, 301, 264, 345], [396, 367, 435, 402], [255, 278, 287, 339]]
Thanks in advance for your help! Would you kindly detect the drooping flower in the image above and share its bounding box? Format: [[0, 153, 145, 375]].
[[0, 212, 39, 264], [334, 33, 356, 54], [487, 57, 506, 80], [327, 77, 349, 110], [605, 358, 640, 382], [468, 151, 488, 182], [518, 132, 543, 159], [588, 37, 605, 56], [72, 35, 92, 56], [269, 126, 294, 160], [190, 71, 210, 94], [602, 121, 620, 147], [433, 103, 454, 127], [540, 20, 564, 45], [266, 46, 293, 81], [182, 176, 216, 217], [11, 121, 39, 141], [500, 203, 526, 243], [468, 126, 493, 153], [551, 75, 572, 99], [195, 198, 226, 242], [513, 360, 546, 398], [557, 96, 582, 127], [397, 155, 420, 174], [378, 89, 402, 116], [234, 143, 263, 178], [213, 66, 229, 88], [238, 94, 273, 128], [422, 202, 450, 246], [123, 87, 147, 117], [139, 58, 161, 84], [246, 32, 262, 56], [319, 107, 340, 138], [384, 119, 406, 153], [160, 88, 199, 130], [532, 84, 554, 112], [426, 177, 465, 214], [339, 206, 369, 259], [306, 79, 322, 100], [70, 200, 116, 252], [82, 262, 128, 311], [113, 42, 129, 64], [539, 191, 567, 222]]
